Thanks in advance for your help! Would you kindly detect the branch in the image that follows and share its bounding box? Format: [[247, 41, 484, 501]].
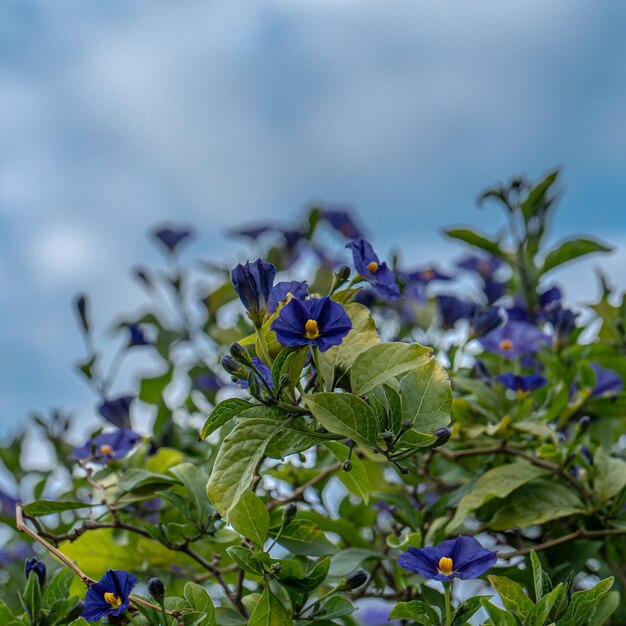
[[16, 503, 180, 618], [499, 527, 626, 558]]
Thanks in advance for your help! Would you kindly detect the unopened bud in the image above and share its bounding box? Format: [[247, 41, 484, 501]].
[[282, 503, 297, 525], [342, 569, 368, 590], [335, 265, 351, 283], [431, 427, 452, 448], [221, 355, 243, 376], [148, 577, 165, 600], [25, 558, 46, 587], [401, 420, 413, 432], [230, 342, 252, 366], [342, 460, 353, 472], [74, 293, 90, 332], [398, 465, 409, 475], [383, 430, 394, 444]]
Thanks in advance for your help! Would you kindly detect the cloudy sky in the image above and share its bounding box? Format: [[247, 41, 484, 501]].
[[1, 0, 626, 434]]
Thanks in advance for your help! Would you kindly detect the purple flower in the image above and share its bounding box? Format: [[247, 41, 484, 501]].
[[25, 558, 46, 587], [479, 321, 548, 359], [270, 297, 352, 352], [322, 208, 364, 239], [231, 259, 276, 325], [437, 295, 477, 328], [469, 307, 502, 338], [152, 225, 193, 252], [346, 239, 400, 300], [398, 536, 497, 581], [590, 363, 623, 397], [237, 357, 275, 390], [126, 324, 150, 347], [228, 224, 273, 240], [72, 429, 141, 463], [268, 281, 309, 314], [457, 254, 502, 278], [98, 396, 133, 428], [542, 304, 577, 345], [483, 279, 507, 304], [497, 373, 547, 394], [82, 569, 137, 622]]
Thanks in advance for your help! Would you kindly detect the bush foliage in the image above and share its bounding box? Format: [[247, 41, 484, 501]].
[[1, 170, 625, 625]]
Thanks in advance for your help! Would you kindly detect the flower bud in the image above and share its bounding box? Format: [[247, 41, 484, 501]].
[[221, 355, 244, 376], [401, 419, 413, 432], [383, 430, 394, 444], [74, 293, 90, 332], [431, 427, 452, 448], [25, 558, 46, 587], [282, 503, 297, 526], [230, 342, 252, 366], [342, 460, 353, 472], [148, 577, 165, 600], [342, 569, 368, 590], [335, 265, 351, 283]]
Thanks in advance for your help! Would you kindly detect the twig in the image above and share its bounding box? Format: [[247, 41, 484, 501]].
[[16, 503, 181, 617], [499, 528, 626, 558]]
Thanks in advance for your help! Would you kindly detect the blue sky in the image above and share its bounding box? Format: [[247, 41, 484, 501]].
[[1, 0, 626, 435]]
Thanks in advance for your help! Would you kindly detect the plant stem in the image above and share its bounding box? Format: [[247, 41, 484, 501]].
[[444, 581, 452, 626]]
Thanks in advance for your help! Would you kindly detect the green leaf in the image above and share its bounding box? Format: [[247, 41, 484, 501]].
[[183, 582, 216, 626], [207, 418, 282, 519], [486, 479, 585, 530], [317, 596, 355, 621], [529, 550, 546, 602], [270, 556, 330, 593], [67, 620, 91, 626], [169, 463, 213, 525], [541, 238, 612, 275], [271, 519, 338, 556], [139, 367, 173, 405], [22, 500, 92, 516], [487, 575, 533, 620], [369, 383, 403, 433], [399, 358, 452, 432], [22, 565, 43, 625], [521, 169, 559, 222], [350, 342, 433, 397], [558, 577, 614, 626], [248, 585, 293, 626], [117, 468, 180, 495], [447, 461, 547, 531], [272, 347, 308, 390], [389, 600, 439, 626], [226, 546, 264, 576], [304, 393, 379, 448], [229, 490, 269, 548], [445, 228, 508, 259], [479, 599, 517, 626], [587, 590, 620, 626], [43, 569, 75, 609], [0, 599, 14, 621], [593, 447, 626, 504], [200, 398, 252, 440], [451, 596, 485, 626], [318, 302, 380, 389], [325, 441, 370, 504], [525, 582, 563, 626]]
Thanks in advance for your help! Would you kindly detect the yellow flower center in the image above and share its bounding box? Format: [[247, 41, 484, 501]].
[[304, 319, 320, 339], [499, 338, 513, 351], [367, 261, 379, 274], [100, 444, 114, 456], [104, 592, 122, 609], [438, 557, 454, 576]]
